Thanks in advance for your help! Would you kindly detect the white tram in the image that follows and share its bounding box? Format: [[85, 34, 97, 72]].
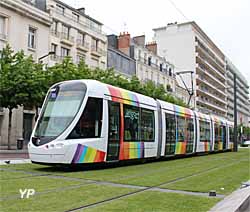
[[28, 80, 234, 164]]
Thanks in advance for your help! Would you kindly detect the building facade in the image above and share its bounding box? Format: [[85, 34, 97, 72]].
[[107, 34, 136, 77], [111, 32, 176, 92], [0, 0, 108, 148], [154, 22, 228, 117], [0, 0, 51, 148], [46, 0, 107, 69], [226, 59, 250, 125]]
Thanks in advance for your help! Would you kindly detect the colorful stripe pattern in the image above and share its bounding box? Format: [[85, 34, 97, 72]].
[[175, 141, 187, 154], [174, 105, 193, 118], [119, 142, 144, 160], [218, 142, 223, 150], [230, 143, 234, 149], [107, 85, 139, 106], [72, 144, 105, 163], [204, 142, 210, 152]]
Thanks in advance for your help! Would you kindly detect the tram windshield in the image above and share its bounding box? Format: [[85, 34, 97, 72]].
[[34, 82, 86, 144]]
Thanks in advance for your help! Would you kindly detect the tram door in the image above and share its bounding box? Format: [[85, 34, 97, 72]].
[[222, 125, 227, 150], [165, 113, 176, 155], [106, 102, 120, 161]]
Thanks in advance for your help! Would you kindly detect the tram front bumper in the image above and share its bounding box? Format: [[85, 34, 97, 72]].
[[28, 142, 70, 164]]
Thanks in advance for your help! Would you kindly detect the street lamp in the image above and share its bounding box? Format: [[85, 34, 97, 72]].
[[38, 51, 55, 63], [233, 73, 238, 152]]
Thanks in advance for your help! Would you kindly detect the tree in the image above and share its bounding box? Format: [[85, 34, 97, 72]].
[[0, 45, 46, 149]]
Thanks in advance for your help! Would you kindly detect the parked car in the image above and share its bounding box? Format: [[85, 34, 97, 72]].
[[241, 140, 250, 147]]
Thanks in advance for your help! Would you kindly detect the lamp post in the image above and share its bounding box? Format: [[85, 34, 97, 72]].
[[233, 72, 238, 152], [38, 51, 55, 63]]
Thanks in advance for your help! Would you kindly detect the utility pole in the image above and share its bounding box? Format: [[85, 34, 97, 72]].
[[233, 72, 238, 152]]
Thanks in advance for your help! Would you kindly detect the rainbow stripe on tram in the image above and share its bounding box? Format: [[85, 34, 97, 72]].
[[175, 142, 187, 154], [107, 85, 139, 106], [174, 105, 192, 117], [72, 144, 105, 163], [120, 142, 144, 160]]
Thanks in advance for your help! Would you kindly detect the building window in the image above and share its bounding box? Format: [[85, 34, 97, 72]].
[[160, 63, 163, 72], [91, 38, 98, 51], [0, 16, 6, 40], [62, 24, 70, 40], [72, 12, 79, 22], [77, 32, 85, 46], [51, 21, 59, 36], [51, 43, 57, 59], [28, 27, 36, 49], [61, 47, 70, 57], [56, 4, 65, 15], [148, 57, 152, 66], [76, 54, 85, 64], [169, 67, 172, 76]]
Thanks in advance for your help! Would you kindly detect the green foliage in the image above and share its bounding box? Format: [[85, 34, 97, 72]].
[[0, 45, 47, 110], [0, 46, 187, 111]]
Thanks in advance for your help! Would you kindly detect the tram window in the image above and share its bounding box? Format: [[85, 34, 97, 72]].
[[68, 97, 103, 139], [187, 118, 194, 143], [109, 102, 120, 141], [229, 127, 233, 141], [165, 113, 176, 142], [200, 120, 210, 142], [214, 124, 220, 142], [141, 109, 154, 142], [124, 105, 140, 141], [177, 116, 185, 142]]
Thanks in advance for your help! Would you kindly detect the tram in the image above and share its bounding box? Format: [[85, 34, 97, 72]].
[[28, 80, 234, 164]]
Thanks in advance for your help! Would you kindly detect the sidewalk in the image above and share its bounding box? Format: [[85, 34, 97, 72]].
[[209, 184, 250, 212], [0, 148, 30, 165]]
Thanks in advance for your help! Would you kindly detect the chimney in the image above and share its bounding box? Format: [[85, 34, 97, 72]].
[[77, 8, 85, 15], [107, 34, 118, 49], [133, 35, 145, 46], [146, 41, 157, 54], [118, 32, 131, 56]]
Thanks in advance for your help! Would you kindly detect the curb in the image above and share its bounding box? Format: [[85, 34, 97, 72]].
[[209, 186, 250, 212], [0, 159, 31, 165]]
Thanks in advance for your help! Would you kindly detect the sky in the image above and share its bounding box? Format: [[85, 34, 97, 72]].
[[62, 0, 250, 86]]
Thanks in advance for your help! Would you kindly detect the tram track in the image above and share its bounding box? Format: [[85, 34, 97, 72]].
[[64, 160, 244, 211], [0, 157, 247, 207]]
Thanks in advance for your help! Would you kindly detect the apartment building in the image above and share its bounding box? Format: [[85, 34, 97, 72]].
[[0, 0, 51, 148], [154, 21, 228, 117], [46, 0, 107, 69], [109, 32, 176, 92], [226, 59, 250, 125]]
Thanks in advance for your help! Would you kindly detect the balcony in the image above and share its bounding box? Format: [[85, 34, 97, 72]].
[[50, 55, 64, 62], [196, 54, 225, 81], [50, 30, 60, 38], [196, 43, 225, 74], [196, 72, 226, 97], [196, 65, 225, 89], [196, 97, 227, 114], [60, 32, 74, 46], [197, 86, 227, 106], [51, 8, 104, 36], [76, 39, 89, 51], [91, 46, 106, 57]]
